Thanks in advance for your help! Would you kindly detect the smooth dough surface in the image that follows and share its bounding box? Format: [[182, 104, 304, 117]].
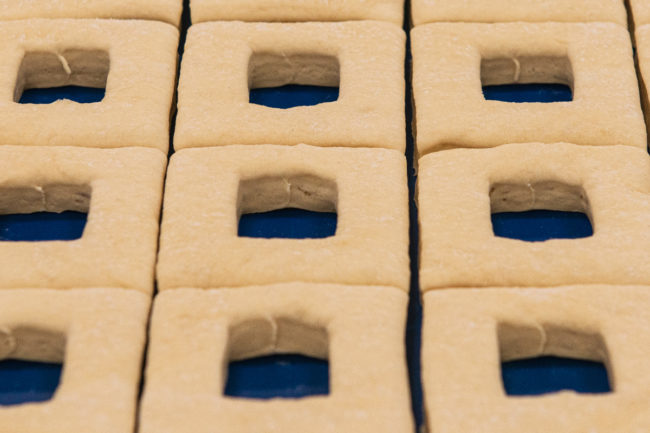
[[0, 288, 150, 433], [411, 0, 627, 26], [422, 285, 650, 433], [418, 143, 650, 291], [140, 283, 413, 433], [174, 21, 405, 152], [191, 0, 403, 24], [0, 1, 182, 26], [411, 22, 645, 156], [0, 146, 166, 294], [0, 19, 178, 152], [157, 145, 409, 291]]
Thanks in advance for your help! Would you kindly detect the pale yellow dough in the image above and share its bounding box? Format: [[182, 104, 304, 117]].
[[0, 1, 182, 26], [411, 0, 627, 27], [0, 146, 166, 294], [418, 143, 650, 291], [0, 19, 178, 152], [423, 285, 650, 433], [411, 22, 645, 156], [139, 283, 413, 433], [174, 21, 405, 152], [634, 24, 650, 132], [630, 0, 650, 29], [0, 288, 150, 433], [190, 0, 404, 25], [157, 145, 409, 291]]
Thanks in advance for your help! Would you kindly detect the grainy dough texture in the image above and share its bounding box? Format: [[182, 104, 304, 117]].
[[190, 0, 404, 25], [157, 145, 409, 291], [630, 0, 650, 29], [634, 24, 650, 131], [0, 19, 178, 152], [0, 146, 166, 294], [0, 1, 183, 26], [411, 22, 645, 156], [0, 288, 150, 433], [422, 285, 650, 433], [418, 143, 650, 291], [174, 21, 405, 152], [140, 284, 413, 433], [411, 0, 627, 27]]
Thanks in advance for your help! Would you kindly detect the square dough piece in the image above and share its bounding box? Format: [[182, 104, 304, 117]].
[[418, 142, 650, 291], [140, 283, 413, 433], [0, 288, 150, 433], [174, 21, 405, 152], [190, 0, 403, 25], [411, 0, 627, 27], [157, 145, 409, 291], [422, 285, 650, 433], [411, 22, 645, 156], [0, 19, 178, 152], [0, 1, 182, 27], [0, 146, 166, 294]]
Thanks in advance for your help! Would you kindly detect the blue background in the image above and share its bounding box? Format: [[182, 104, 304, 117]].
[[0, 2, 611, 427]]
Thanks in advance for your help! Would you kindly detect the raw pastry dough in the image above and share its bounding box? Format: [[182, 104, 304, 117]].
[[411, 22, 645, 156], [0, 146, 166, 294], [174, 21, 405, 152], [0, 1, 182, 27], [0, 19, 178, 152], [422, 285, 650, 433], [156, 145, 410, 291], [190, 0, 403, 25], [634, 24, 650, 132], [418, 143, 650, 291], [0, 288, 150, 433], [411, 0, 627, 27], [630, 0, 650, 30], [139, 283, 413, 433]]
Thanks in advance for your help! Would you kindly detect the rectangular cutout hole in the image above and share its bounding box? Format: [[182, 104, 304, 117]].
[[0, 185, 91, 242], [224, 318, 329, 399], [248, 52, 339, 108], [0, 327, 65, 406], [498, 323, 612, 396], [490, 182, 593, 242], [225, 354, 329, 399], [15, 50, 109, 104], [0, 360, 62, 405], [502, 356, 611, 396], [237, 175, 337, 239], [481, 56, 573, 103]]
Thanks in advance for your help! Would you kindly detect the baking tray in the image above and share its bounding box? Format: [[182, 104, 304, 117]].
[[0, 2, 612, 429]]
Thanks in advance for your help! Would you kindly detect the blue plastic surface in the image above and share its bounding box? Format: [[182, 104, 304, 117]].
[[225, 355, 329, 399], [0, 360, 61, 406], [250, 85, 338, 109], [239, 208, 337, 239], [492, 210, 593, 242], [0, 211, 87, 242], [19, 85, 105, 104], [502, 356, 611, 396], [483, 83, 573, 103], [0, 4, 609, 428]]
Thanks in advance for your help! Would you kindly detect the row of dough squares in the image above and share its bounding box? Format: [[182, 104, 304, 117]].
[[7, 284, 650, 433], [6, 142, 650, 292], [3, 0, 650, 27], [3, 18, 650, 152]]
